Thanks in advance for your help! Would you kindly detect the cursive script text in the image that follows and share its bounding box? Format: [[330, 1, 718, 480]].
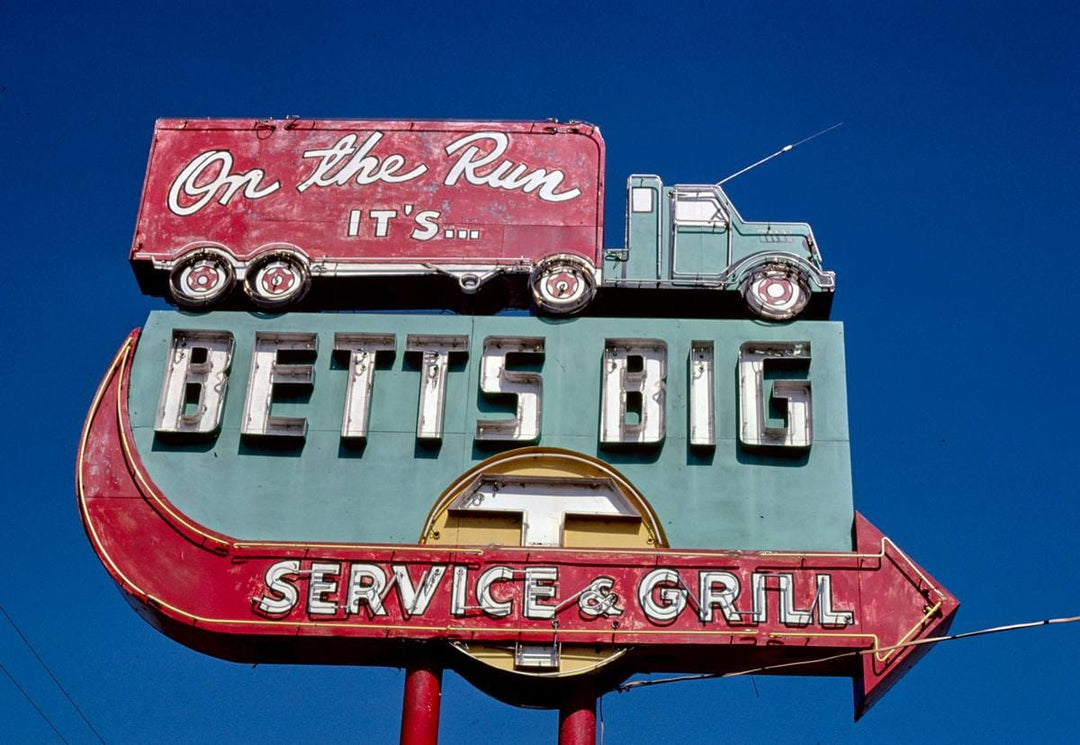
[[296, 133, 428, 193], [443, 132, 581, 203], [167, 150, 281, 216]]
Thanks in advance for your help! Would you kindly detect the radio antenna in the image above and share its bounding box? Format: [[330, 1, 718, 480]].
[[717, 122, 843, 186]]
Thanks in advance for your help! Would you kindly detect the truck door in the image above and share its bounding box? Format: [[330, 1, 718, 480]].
[[670, 186, 731, 279], [621, 175, 663, 282]]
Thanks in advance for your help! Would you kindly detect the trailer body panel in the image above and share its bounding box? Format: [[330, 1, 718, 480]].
[[132, 119, 605, 297]]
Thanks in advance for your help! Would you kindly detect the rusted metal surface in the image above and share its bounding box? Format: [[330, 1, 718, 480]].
[[78, 331, 957, 717]]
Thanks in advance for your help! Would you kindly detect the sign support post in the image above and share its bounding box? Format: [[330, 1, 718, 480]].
[[400, 663, 443, 745], [558, 694, 597, 745]]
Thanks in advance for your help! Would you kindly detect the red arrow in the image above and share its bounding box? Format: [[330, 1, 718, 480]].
[[849, 511, 958, 717], [78, 331, 958, 717]]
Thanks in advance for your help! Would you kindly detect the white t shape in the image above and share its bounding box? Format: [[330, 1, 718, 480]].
[[449, 477, 640, 547]]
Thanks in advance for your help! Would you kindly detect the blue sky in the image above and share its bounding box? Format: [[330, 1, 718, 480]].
[[2, 1, 1078, 742]]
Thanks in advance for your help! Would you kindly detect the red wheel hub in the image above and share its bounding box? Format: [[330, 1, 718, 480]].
[[545, 271, 578, 298], [261, 266, 296, 294], [755, 276, 794, 305], [186, 264, 221, 292]]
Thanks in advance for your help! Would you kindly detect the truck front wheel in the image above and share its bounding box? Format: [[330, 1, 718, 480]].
[[529, 254, 597, 315], [741, 263, 810, 321]]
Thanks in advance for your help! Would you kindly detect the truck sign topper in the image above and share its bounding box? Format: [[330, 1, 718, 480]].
[[131, 119, 833, 318], [81, 119, 956, 734]]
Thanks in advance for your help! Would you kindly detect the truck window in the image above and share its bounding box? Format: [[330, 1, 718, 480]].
[[673, 189, 727, 228], [631, 187, 655, 213]]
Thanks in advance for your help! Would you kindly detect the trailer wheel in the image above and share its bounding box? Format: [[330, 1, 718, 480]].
[[169, 249, 235, 308], [529, 254, 597, 315], [244, 251, 311, 310], [741, 263, 810, 321]]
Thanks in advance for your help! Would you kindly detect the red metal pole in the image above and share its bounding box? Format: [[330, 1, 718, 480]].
[[400, 664, 442, 745], [558, 695, 597, 745]]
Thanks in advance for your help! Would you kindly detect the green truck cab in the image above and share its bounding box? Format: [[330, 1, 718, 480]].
[[599, 176, 834, 321]]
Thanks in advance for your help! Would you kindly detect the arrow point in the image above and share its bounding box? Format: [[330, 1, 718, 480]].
[[851, 512, 960, 720]]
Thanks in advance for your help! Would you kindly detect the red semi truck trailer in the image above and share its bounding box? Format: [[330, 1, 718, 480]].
[[131, 119, 834, 319]]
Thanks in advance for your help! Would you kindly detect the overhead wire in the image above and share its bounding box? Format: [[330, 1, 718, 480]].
[[0, 604, 107, 744], [598, 693, 605, 745], [617, 613, 1080, 693], [0, 659, 70, 744]]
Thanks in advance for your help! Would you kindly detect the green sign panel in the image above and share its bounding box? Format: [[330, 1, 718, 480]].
[[130, 310, 854, 551]]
